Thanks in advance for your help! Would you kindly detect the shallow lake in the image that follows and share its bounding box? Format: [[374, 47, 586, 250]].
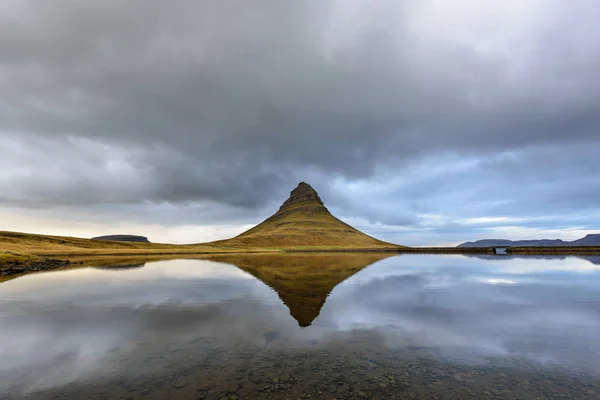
[[2, 254, 600, 399]]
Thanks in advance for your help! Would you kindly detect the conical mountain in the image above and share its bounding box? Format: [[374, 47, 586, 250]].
[[216, 182, 399, 249], [204, 253, 394, 326]]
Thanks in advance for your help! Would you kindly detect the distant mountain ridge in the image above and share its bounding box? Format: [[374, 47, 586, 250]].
[[458, 234, 600, 248]]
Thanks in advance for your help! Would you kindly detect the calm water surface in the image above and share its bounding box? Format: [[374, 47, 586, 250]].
[[1, 254, 600, 399]]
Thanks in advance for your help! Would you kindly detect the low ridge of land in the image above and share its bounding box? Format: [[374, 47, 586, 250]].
[[91, 234, 150, 243], [458, 234, 600, 248], [0, 230, 238, 256]]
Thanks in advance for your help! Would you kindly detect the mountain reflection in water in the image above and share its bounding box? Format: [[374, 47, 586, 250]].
[[204, 253, 393, 327], [1, 254, 600, 399]]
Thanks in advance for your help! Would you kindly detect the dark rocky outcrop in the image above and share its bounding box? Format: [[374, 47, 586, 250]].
[[278, 182, 327, 212], [0, 256, 71, 276], [91, 235, 150, 243]]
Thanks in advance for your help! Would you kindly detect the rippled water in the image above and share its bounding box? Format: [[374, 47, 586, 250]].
[[1, 254, 600, 399]]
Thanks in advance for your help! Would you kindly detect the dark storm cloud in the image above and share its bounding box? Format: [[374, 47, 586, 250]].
[[1, 0, 599, 236]]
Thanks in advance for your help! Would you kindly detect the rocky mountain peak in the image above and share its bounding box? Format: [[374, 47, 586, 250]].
[[278, 182, 325, 211]]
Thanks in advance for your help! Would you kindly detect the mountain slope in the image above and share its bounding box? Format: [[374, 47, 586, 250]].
[[213, 182, 399, 249], [458, 234, 600, 248]]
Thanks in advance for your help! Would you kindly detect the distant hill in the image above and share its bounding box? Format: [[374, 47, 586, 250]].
[[213, 182, 399, 249], [458, 234, 600, 248], [91, 235, 150, 243], [571, 234, 600, 246]]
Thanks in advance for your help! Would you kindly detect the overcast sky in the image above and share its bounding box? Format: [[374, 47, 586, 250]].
[[1, 0, 599, 246]]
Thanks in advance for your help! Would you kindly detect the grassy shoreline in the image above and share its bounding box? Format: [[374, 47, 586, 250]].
[[20, 247, 600, 258], [3, 230, 600, 257], [3, 230, 600, 280]]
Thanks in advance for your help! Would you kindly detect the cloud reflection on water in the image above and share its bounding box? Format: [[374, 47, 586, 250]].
[[1, 254, 600, 395]]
